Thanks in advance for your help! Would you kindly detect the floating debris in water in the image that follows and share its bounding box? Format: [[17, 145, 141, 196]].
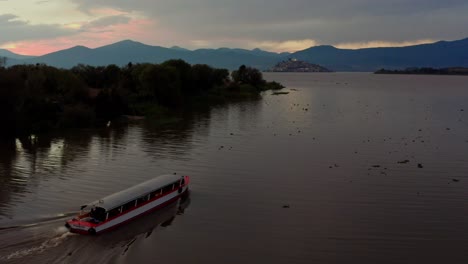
[[272, 92, 289, 95], [398, 160, 410, 164], [452, 179, 460, 182], [282, 205, 290, 209], [418, 163, 424, 168]]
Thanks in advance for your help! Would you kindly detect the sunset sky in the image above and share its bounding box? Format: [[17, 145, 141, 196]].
[[0, 0, 467, 55]]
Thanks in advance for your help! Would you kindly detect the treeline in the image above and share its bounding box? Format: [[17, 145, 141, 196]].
[[0, 60, 283, 137], [375, 67, 468, 75]]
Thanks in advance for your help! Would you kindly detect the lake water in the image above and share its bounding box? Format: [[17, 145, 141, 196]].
[[1, 73, 468, 263]]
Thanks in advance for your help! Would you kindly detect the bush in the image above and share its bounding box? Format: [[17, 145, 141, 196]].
[[59, 104, 95, 128]]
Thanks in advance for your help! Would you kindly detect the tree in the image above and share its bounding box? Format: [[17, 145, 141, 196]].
[[0, 57, 7, 67], [141, 64, 182, 107], [231, 65, 265, 87], [191, 64, 215, 93]]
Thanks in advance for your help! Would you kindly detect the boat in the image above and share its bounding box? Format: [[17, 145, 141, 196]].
[[65, 174, 190, 235]]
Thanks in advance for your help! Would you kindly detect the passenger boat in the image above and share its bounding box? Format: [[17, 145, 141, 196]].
[[65, 174, 190, 235]]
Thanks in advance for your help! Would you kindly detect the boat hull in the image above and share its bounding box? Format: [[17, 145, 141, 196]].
[[67, 184, 189, 235]]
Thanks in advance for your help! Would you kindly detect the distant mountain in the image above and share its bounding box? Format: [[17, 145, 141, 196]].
[[6, 38, 468, 71], [291, 38, 468, 71], [0, 49, 36, 61], [17, 40, 282, 70]]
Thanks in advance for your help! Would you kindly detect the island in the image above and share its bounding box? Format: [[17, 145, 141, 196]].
[[375, 67, 468, 76], [268, 58, 332, 72]]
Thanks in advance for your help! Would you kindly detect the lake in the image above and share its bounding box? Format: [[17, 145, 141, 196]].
[[1, 73, 468, 263]]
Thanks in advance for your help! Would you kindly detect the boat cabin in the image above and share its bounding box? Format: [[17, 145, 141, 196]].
[[75, 174, 187, 225]]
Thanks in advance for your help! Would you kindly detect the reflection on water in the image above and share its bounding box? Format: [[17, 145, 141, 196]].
[[0, 103, 218, 220], [0, 193, 191, 264], [1, 73, 468, 263]]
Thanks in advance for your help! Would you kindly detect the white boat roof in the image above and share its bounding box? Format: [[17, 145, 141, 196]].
[[86, 174, 182, 211]]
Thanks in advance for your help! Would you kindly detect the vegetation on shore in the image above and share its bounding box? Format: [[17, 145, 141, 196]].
[[0, 60, 284, 138], [375, 67, 468, 75]]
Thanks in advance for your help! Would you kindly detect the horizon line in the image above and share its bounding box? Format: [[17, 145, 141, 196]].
[[1, 37, 467, 57]]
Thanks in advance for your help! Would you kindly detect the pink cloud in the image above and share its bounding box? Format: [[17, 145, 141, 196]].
[[5, 18, 156, 56]]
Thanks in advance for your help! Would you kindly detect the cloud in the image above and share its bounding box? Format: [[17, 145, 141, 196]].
[[251, 39, 318, 53], [68, 0, 468, 49], [0, 13, 133, 46], [83, 14, 132, 29], [335, 39, 436, 50], [2, 17, 154, 55], [2, 0, 468, 54], [0, 14, 75, 44]]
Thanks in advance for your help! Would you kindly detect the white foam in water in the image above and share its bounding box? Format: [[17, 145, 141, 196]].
[[55, 226, 69, 235], [2, 231, 76, 260]]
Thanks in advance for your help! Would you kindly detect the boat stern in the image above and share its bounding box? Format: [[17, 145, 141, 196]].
[[66, 219, 98, 235]]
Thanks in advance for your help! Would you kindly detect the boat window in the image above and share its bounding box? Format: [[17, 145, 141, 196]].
[[151, 189, 161, 198], [108, 208, 120, 219], [137, 196, 147, 205], [122, 200, 136, 212], [91, 207, 107, 222], [173, 180, 181, 189], [162, 184, 172, 194], [181, 178, 185, 185]]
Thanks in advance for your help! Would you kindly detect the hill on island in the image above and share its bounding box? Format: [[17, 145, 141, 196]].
[[269, 58, 331, 72], [2, 38, 467, 72]]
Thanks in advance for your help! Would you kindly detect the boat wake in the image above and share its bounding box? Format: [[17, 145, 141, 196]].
[[0, 212, 77, 231], [1, 231, 76, 261], [0, 194, 191, 264], [0, 214, 78, 263]]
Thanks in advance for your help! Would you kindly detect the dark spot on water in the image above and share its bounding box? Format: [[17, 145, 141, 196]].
[[418, 164, 424, 168], [282, 205, 290, 209], [372, 165, 381, 168], [452, 179, 460, 182], [145, 229, 153, 238], [122, 238, 137, 255], [398, 160, 410, 164]]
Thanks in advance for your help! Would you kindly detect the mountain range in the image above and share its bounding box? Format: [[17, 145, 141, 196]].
[[1, 38, 467, 72]]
